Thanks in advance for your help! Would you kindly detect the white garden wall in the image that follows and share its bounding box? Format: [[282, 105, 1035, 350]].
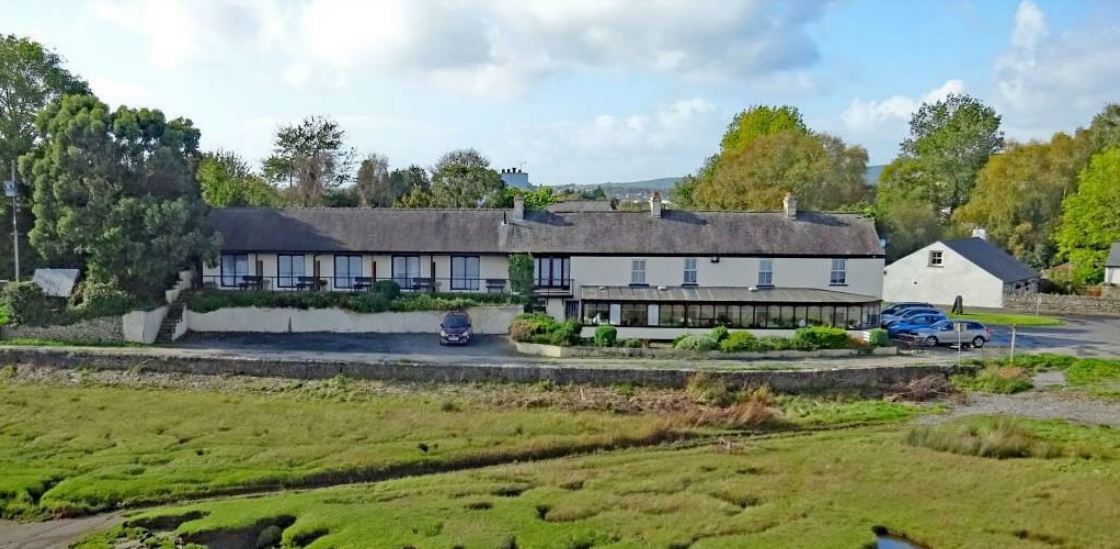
[[185, 305, 522, 334], [122, 306, 169, 344]]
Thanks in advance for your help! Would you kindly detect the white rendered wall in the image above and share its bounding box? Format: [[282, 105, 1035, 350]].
[[186, 305, 522, 334], [883, 242, 1005, 308]]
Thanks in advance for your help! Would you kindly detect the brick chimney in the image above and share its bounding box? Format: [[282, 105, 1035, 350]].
[[512, 194, 525, 221], [649, 191, 663, 218], [783, 192, 798, 219]]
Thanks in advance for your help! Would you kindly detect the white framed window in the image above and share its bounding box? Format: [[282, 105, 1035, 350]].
[[220, 253, 248, 287], [929, 250, 943, 266], [757, 258, 773, 287], [392, 255, 421, 287], [683, 257, 697, 285], [334, 255, 362, 288], [277, 254, 306, 288], [534, 256, 569, 288], [451, 255, 480, 290], [830, 259, 847, 285], [631, 259, 647, 285]]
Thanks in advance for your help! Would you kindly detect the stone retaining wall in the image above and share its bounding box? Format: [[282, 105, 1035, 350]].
[[1, 317, 124, 342], [1004, 292, 1120, 316], [515, 340, 898, 360], [0, 347, 971, 393]]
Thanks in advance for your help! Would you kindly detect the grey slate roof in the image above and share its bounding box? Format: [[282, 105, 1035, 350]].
[[941, 237, 1039, 283], [210, 207, 884, 257], [581, 286, 879, 304], [1107, 242, 1120, 268]]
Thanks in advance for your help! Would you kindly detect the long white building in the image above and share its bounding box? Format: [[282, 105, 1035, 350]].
[[203, 193, 887, 338]]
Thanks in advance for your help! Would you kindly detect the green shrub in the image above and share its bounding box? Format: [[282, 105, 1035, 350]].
[[686, 371, 735, 406], [719, 331, 757, 352], [185, 289, 514, 315], [867, 328, 890, 347], [673, 335, 717, 352], [2, 282, 65, 326], [905, 417, 1064, 459], [791, 326, 850, 350], [952, 365, 1033, 394], [371, 280, 401, 300], [509, 313, 581, 346], [593, 325, 618, 347], [621, 338, 644, 348], [755, 336, 793, 352], [710, 325, 729, 343], [68, 282, 144, 320]]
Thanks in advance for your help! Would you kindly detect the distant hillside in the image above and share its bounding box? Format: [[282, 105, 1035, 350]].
[[865, 164, 886, 185], [562, 177, 681, 190]]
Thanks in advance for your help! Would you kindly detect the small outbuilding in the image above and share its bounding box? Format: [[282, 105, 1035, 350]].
[[1106, 242, 1120, 285], [883, 237, 1039, 309]]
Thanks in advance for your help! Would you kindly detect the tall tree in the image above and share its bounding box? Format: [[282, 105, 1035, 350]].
[[691, 130, 870, 211], [262, 116, 354, 206], [354, 153, 392, 206], [1056, 146, 1120, 284], [20, 94, 219, 297], [718, 105, 807, 154], [953, 133, 1094, 267], [898, 93, 1004, 215], [427, 149, 504, 208], [198, 151, 280, 207]]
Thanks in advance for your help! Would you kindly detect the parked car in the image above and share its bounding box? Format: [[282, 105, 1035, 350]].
[[881, 307, 943, 327], [439, 311, 472, 345], [887, 313, 948, 337], [880, 302, 934, 318], [909, 320, 993, 348]]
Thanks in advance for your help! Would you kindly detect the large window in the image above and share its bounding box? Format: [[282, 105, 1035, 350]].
[[583, 302, 611, 324], [620, 303, 647, 327], [451, 255, 480, 290], [392, 255, 421, 288], [758, 259, 773, 287], [830, 259, 847, 285], [659, 304, 686, 327], [683, 257, 697, 285], [220, 254, 249, 287], [277, 254, 306, 288], [534, 256, 569, 288], [334, 255, 363, 289], [631, 259, 647, 285]]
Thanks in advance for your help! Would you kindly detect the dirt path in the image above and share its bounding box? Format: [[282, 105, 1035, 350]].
[[916, 372, 1120, 427], [0, 513, 123, 549]]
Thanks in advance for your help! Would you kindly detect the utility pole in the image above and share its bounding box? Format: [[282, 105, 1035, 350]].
[[5, 161, 19, 282]]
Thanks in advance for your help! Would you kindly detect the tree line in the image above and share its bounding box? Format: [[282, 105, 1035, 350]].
[[670, 99, 1120, 285]]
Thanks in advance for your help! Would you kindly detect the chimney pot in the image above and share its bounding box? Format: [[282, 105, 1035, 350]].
[[649, 191, 663, 218], [782, 192, 798, 219]]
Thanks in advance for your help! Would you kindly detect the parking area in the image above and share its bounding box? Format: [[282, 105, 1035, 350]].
[[903, 315, 1120, 358], [172, 332, 520, 360]]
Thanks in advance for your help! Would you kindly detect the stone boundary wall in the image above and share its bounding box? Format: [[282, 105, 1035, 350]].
[[1004, 292, 1120, 316], [185, 305, 521, 335], [515, 340, 898, 360], [0, 347, 971, 393], [1, 317, 124, 342]]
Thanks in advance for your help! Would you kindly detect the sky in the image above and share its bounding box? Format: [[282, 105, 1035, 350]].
[[6, 0, 1119, 185]]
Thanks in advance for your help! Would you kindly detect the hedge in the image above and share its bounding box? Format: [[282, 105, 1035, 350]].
[[509, 313, 581, 346], [593, 325, 618, 347], [186, 286, 517, 314], [790, 326, 850, 350], [2, 281, 150, 327]]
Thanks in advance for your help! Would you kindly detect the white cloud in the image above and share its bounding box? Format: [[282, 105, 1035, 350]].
[[841, 79, 964, 131], [89, 0, 832, 96], [89, 78, 158, 108], [994, 0, 1120, 136]]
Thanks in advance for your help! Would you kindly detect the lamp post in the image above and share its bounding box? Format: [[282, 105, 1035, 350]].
[[4, 161, 19, 282]]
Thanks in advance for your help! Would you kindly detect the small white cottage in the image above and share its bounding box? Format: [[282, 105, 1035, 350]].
[[1106, 242, 1120, 285], [883, 237, 1039, 309]]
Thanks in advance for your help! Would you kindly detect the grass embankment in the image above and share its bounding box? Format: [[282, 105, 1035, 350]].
[[0, 368, 922, 519], [0, 338, 142, 348], [953, 354, 1120, 399], [948, 311, 1063, 326], [82, 416, 1120, 549]]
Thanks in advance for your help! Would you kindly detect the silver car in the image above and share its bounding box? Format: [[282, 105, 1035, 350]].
[[910, 320, 993, 348]]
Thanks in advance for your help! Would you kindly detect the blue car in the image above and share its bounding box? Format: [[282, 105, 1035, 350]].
[[887, 313, 948, 337]]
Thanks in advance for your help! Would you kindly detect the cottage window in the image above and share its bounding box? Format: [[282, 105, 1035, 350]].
[[334, 255, 363, 289], [683, 257, 697, 285], [277, 254, 306, 288], [534, 257, 569, 288], [392, 256, 421, 288], [830, 259, 847, 285], [220, 254, 249, 287], [929, 250, 943, 266], [757, 259, 774, 287], [451, 256, 480, 291], [631, 259, 647, 285]]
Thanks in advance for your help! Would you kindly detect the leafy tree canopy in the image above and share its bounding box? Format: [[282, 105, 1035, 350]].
[[198, 150, 280, 207], [426, 148, 505, 208], [20, 94, 218, 297], [1056, 146, 1120, 284], [263, 116, 355, 206]]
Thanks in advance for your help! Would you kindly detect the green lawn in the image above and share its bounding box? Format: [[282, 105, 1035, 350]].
[[948, 311, 1064, 327], [80, 416, 1120, 549], [0, 369, 921, 519], [966, 354, 1120, 400]]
